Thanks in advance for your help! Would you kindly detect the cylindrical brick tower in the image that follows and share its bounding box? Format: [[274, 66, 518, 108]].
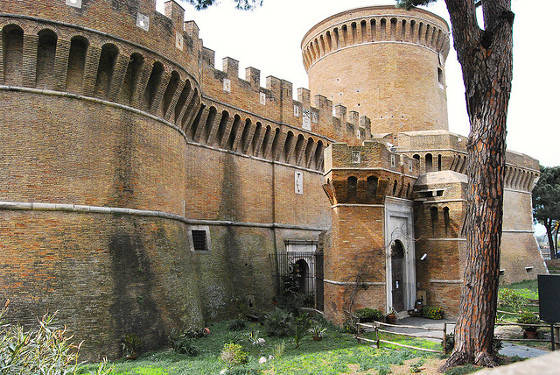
[[0, 0, 203, 359], [302, 6, 450, 134]]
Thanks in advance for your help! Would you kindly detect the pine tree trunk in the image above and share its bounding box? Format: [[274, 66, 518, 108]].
[[441, 0, 514, 370], [545, 220, 555, 259]]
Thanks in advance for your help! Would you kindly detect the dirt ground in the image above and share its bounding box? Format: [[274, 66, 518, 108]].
[[343, 358, 456, 374]]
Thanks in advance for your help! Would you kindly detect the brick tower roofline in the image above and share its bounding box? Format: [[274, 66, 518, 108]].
[[301, 5, 450, 72], [301, 5, 449, 47]]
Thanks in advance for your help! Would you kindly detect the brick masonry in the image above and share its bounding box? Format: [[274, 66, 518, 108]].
[[0, 1, 547, 358]]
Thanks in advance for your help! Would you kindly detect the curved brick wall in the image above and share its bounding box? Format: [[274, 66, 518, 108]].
[[302, 6, 450, 134], [0, 0, 204, 359]]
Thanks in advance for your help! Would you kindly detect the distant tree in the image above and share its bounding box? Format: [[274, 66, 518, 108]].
[[398, 0, 515, 370], [182, 0, 262, 10], [532, 166, 560, 259]]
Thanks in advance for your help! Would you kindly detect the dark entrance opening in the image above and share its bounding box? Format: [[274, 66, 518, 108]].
[[391, 240, 406, 312]]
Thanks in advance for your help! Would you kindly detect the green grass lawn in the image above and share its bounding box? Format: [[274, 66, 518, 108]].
[[502, 279, 538, 300], [77, 320, 443, 375]]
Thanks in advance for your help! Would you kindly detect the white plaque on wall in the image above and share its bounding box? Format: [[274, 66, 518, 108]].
[[295, 171, 303, 195], [302, 109, 311, 130], [136, 12, 150, 31], [223, 78, 231, 93]]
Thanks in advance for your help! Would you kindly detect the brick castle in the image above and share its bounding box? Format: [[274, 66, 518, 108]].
[[0, 0, 547, 359]]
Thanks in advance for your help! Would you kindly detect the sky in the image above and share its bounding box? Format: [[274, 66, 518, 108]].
[[156, 0, 559, 167]]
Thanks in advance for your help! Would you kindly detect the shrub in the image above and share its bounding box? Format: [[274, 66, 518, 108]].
[[355, 308, 384, 322], [342, 318, 358, 334], [0, 305, 113, 375], [121, 333, 142, 359], [517, 312, 540, 333], [498, 288, 528, 312], [423, 306, 444, 320], [293, 314, 311, 348], [228, 319, 247, 331], [220, 343, 249, 367], [264, 308, 294, 337], [169, 329, 200, 356]]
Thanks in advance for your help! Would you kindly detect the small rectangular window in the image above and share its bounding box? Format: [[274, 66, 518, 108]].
[[189, 226, 211, 252], [390, 154, 396, 168]]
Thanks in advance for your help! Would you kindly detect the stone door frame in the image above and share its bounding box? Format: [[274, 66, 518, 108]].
[[384, 197, 416, 313]]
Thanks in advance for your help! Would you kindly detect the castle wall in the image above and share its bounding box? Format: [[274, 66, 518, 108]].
[[0, 211, 202, 360]]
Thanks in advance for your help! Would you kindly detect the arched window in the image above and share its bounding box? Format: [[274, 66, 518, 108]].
[[36, 29, 57, 88], [430, 206, 438, 237], [94, 43, 119, 98], [66, 35, 88, 92], [367, 176, 378, 199], [162, 70, 180, 116], [2, 25, 24, 85], [347, 176, 358, 200], [120, 53, 145, 105], [425, 153, 433, 172], [143, 61, 164, 110]]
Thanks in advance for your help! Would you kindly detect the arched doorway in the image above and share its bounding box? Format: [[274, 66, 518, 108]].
[[391, 240, 406, 312], [294, 259, 310, 295]]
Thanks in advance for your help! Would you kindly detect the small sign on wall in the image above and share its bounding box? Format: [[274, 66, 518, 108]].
[[260, 92, 266, 105], [66, 0, 82, 8], [136, 12, 150, 31], [176, 32, 184, 50], [352, 151, 361, 164], [295, 171, 304, 195], [302, 109, 311, 130], [223, 79, 231, 93]]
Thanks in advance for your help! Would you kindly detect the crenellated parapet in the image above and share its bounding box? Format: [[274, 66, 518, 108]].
[[198, 49, 374, 171], [323, 141, 419, 205], [301, 5, 450, 71], [396, 130, 540, 192], [0, 0, 202, 132]]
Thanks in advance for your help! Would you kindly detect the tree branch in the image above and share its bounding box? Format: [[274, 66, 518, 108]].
[[444, 0, 481, 58]]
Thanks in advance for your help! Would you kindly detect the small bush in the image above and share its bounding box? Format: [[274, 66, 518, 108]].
[[0, 305, 113, 375], [499, 288, 528, 312], [169, 329, 200, 356], [355, 308, 384, 322], [264, 308, 294, 337], [423, 306, 444, 320], [228, 319, 247, 331], [342, 318, 358, 334], [517, 312, 540, 325], [121, 333, 142, 359], [293, 314, 311, 348], [221, 343, 249, 367]]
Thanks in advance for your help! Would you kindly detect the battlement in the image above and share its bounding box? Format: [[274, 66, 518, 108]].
[[201, 51, 372, 146], [0, 1, 203, 136], [396, 130, 540, 192], [322, 141, 419, 204], [0, 0, 201, 78], [301, 5, 450, 71]]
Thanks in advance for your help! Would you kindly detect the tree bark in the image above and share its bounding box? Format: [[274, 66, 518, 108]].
[[545, 219, 555, 259], [441, 0, 514, 370]]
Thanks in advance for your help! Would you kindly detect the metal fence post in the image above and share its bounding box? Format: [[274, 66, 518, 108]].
[[443, 323, 447, 352]]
